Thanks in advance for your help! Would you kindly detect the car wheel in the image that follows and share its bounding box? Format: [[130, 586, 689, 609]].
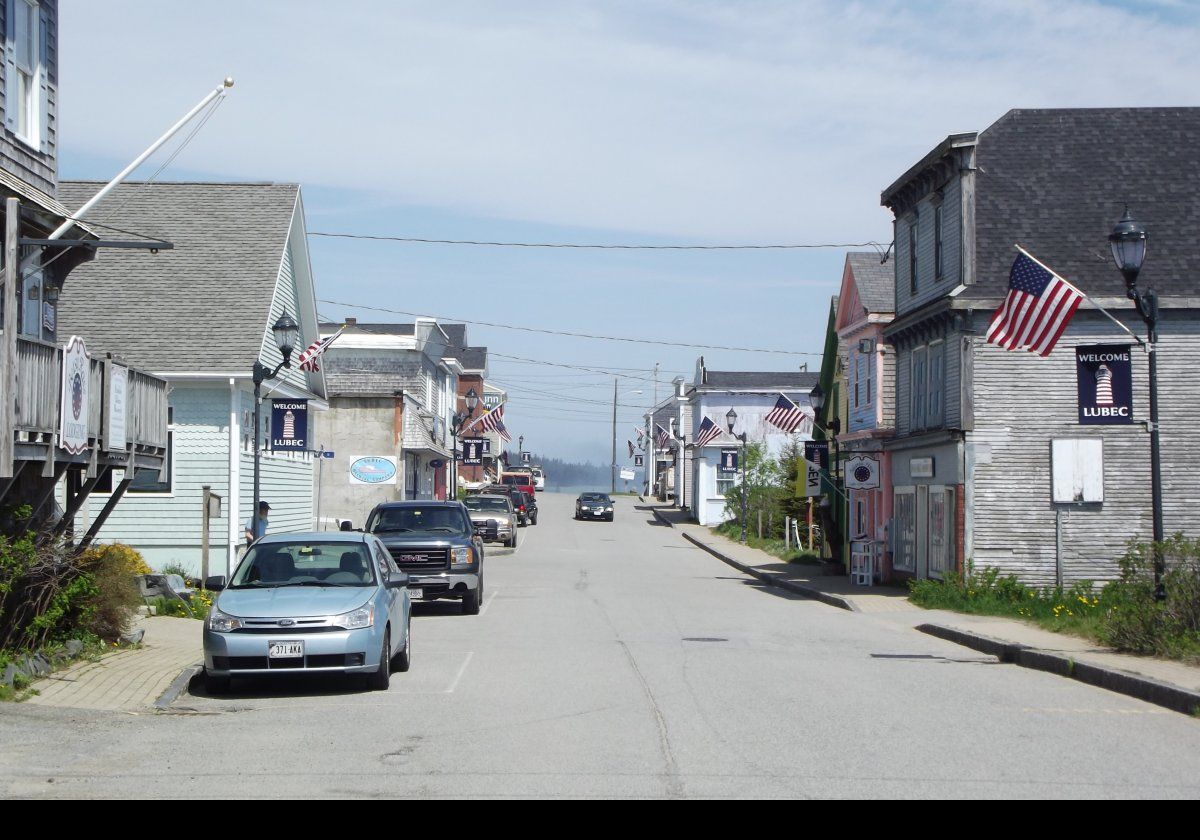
[[507, 533, 517, 548], [369, 631, 391, 690], [391, 618, 411, 673], [206, 670, 230, 694], [532, 511, 538, 525], [461, 586, 481, 615]]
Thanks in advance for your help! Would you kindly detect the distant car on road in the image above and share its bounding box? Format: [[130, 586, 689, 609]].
[[471, 484, 533, 526], [202, 531, 413, 693], [575, 492, 614, 521], [463, 493, 518, 548], [366, 501, 486, 615]]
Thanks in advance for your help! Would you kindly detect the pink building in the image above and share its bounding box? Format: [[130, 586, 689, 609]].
[[834, 254, 899, 582]]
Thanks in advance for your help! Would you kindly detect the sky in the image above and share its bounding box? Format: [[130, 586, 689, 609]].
[[58, 0, 1200, 464]]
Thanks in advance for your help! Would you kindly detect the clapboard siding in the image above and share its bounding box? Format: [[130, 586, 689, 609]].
[[79, 385, 232, 574], [880, 345, 896, 429], [968, 311, 1200, 586], [896, 344, 912, 434], [238, 449, 314, 538]]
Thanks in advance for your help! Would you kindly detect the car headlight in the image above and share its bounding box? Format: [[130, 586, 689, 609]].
[[332, 604, 375, 630], [451, 546, 473, 567], [207, 608, 242, 633], [606, 506, 614, 512]]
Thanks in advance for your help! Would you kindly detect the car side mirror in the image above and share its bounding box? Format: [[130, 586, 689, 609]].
[[339, 520, 354, 532], [388, 572, 409, 590], [204, 575, 227, 592]]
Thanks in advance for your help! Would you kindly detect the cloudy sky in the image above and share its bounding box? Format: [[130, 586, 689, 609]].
[[60, 1, 1200, 465]]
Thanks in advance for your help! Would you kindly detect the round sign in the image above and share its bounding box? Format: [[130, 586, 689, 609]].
[[350, 457, 397, 484], [854, 465, 872, 483]]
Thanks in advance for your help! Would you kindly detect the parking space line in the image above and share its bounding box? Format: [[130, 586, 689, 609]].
[[479, 588, 499, 616], [444, 651, 474, 694]]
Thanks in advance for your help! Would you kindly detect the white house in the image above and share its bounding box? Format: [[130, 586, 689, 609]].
[[59, 181, 327, 575], [684, 358, 819, 526]]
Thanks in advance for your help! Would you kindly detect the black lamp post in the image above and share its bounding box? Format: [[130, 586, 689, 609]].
[[252, 314, 300, 527], [726, 408, 748, 544], [450, 387, 480, 498], [1109, 208, 1165, 600], [808, 383, 843, 557]]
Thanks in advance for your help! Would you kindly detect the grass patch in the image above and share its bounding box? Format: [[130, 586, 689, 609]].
[[712, 522, 823, 565]]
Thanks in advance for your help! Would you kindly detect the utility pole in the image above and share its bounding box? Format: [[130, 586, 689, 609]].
[[611, 377, 618, 494]]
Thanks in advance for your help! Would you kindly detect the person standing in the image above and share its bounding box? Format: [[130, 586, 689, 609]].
[[245, 500, 270, 546]]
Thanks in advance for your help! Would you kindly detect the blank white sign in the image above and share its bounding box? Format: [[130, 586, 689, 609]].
[[1051, 439, 1104, 504]]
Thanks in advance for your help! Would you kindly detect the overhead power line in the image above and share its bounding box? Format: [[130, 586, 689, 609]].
[[319, 299, 821, 357], [310, 231, 886, 252]]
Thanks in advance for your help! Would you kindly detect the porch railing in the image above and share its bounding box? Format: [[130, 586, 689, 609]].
[[11, 336, 168, 453]]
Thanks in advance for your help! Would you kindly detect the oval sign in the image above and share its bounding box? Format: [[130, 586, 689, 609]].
[[350, 457, 397, 484]]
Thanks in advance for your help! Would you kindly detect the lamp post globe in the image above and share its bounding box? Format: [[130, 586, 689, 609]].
[[1108, 207, 1148, 290], [725, 408, 737, 434], [272, 314, 300, 363], [808, 383, 825, 413], [465, 388, 479, 413]]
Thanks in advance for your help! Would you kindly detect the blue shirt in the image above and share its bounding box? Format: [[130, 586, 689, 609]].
[[246, 515, 268, 540]]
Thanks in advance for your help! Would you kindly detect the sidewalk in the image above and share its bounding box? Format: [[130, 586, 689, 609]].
[[648, 504, 1200, 715], [25, 616, 202, 712]]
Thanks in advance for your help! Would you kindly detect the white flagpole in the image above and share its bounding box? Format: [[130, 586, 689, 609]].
[[1015, 245, 1146, 349]]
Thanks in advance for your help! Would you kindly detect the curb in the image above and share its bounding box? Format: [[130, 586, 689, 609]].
[[917, 623, 1200, 717], [680, 531, 856, 612], [651, 508, 675, 528], [154, 664, 203, 710]]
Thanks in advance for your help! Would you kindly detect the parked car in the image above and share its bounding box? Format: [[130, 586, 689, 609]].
[[463, 493, 518, 548], [472, 484, 534, 526], [202, 531, 413, 693], [516, 490, 539, 526], [575, 492, 614, 521], [500, 472, 538, 499], [531, 467, 546, 492], [365, 501, 485, 614]]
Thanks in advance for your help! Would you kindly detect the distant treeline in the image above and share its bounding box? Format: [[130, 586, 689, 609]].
[[502, 453, 618, 489]]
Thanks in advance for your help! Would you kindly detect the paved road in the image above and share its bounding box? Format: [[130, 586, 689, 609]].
[[2, 492, 1200, 798]]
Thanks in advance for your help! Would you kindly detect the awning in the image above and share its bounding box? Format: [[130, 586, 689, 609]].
[[0, 169, 98, 239]]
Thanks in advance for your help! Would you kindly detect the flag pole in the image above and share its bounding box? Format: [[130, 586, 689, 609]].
[[1016, 245, 1146, 349]]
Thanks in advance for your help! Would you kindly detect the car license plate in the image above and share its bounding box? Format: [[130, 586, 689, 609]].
[[409, 588, 423, 601], [269, 641, 303, 659]]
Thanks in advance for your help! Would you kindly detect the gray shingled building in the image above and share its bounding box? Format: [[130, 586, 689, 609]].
[[881, 107, 1200, 585]]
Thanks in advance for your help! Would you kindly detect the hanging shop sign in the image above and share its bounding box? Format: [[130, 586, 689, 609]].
[[620, 468, 636, 481], [802, 440, 830, 497], [350, 456, 398, 485], [719, 448, 739, 473], [1076, 344, 1133, 425], [106, 364, 127, 452], [844, 455, 880, 490], [521, 451, 531, 463], [59, 336, 90, 455], [461, 437, 485, 466], [271, 399, 309, 451], [634, 454, 645, 468]]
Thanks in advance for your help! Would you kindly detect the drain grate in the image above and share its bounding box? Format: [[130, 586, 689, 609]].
[[683, 637, 728, 643]]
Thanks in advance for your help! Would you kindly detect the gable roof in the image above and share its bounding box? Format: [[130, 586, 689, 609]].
[[56, 181, 303, 372], [968, 108, 1200, 301], [845, 252, 894, 314]]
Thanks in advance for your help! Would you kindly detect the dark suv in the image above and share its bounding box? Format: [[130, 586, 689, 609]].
[[365, 501, 485, 614]]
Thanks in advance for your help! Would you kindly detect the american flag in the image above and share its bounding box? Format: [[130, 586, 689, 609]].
[[694, 416, 723, 448], [986, 250, 1084, 357], [296, 326, 345, 372], [765, 393, 808, 434], [655, 423, 670, 449]]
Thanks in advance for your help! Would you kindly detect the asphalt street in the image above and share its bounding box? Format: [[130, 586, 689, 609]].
[[2, 492, 1200, 798]]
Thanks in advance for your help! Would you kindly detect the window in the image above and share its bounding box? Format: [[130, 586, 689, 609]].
[[859, 350, 872, 407], [852, 351, 860, 409], [11, 0, 38, 144], [934, 205, 944, 280], [892, 488, 916, 572], [910, 346, 927, 430], [927, 340, 944, 427], [130, 431, 173, 493], [716, 474, 736, 497], [908, 222, 918, 295]]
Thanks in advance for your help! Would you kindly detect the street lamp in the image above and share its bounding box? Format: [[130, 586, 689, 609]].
[[252, 314, 300, 526], [450, 387, 480, 498], [809, 383, 843, 561], [612, 383, 644, 492], [726, 408, 748, 544], [1109, 207, 1165, 600]]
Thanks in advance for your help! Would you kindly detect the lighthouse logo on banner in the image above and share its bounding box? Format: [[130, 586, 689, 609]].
[[1075, 345, 1132, 425]]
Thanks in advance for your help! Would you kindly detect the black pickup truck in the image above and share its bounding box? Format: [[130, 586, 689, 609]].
[[364, 501, 485, 615]]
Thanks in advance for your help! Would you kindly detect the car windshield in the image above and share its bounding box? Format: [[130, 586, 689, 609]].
[[581, 494, 609, 503], [230, 541, 377, 589], [368, 505, 470, 535], [465, 497, 509, 512]]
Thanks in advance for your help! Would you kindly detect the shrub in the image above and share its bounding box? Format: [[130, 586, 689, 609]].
[[159, 561, 192, 580], [1098, 535, 1200, 661], [77, 544, 144, 641]]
